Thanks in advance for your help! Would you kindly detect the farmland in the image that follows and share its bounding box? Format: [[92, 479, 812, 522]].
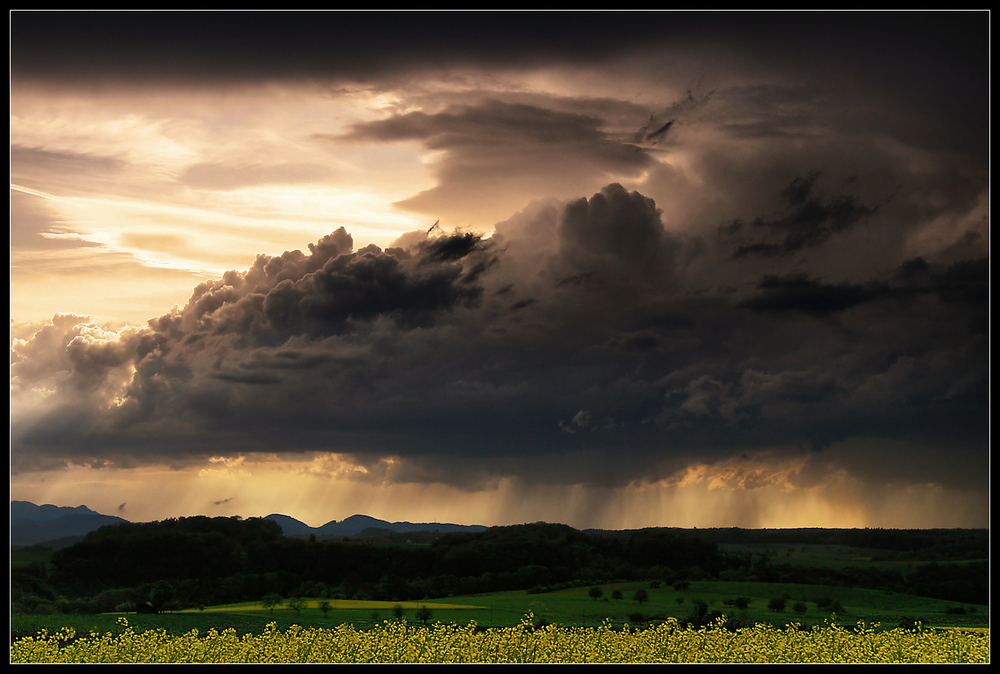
[[12, 517, 988, 661], [13, 577, 987, 644], [12, 613, 989, 663]]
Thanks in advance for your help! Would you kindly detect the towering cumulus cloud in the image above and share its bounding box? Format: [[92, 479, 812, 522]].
[[11, 181, 988, 506]]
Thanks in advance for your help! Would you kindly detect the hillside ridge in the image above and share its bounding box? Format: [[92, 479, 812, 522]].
[[10, 501, 487, 547]]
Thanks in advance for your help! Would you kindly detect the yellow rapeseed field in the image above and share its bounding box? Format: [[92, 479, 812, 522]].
[[11, 615, 989, 663]]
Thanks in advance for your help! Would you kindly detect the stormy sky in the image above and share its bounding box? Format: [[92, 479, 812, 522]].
[[10, 11, 989, 529]]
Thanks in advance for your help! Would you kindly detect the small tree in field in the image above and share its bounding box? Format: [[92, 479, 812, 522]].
[[261, 593, 282, 615], [633, 589, 649, 605], [589, 586, 603, 601], [319, 600, 332, 618], [287, 598, 306, 616], [416, 606, 432, 626], [612, 590, 623, 602]]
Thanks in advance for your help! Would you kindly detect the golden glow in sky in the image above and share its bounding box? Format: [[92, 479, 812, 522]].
[[11, 86, 440, 325], [10, 11, 988, 530], [8, 441, 983, 530]]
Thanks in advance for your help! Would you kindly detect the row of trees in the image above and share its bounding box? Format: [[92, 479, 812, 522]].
[[587, 585, 650, 604], [12, 517, 989, 615], [42, 519, 725, 600]]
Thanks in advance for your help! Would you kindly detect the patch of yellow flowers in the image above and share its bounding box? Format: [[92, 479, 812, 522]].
[[11, 614, 989, 663]]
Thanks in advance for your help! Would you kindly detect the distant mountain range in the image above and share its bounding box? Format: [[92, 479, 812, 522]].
[[263, 512, 488, 537], [10, 501, 487, 548], [10, 501, 128, 548]]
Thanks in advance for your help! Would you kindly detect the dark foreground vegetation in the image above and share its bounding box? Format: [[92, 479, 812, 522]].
[[12, 517, 987, 620]]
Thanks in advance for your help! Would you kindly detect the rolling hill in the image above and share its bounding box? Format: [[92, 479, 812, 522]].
[[10, 501, 486, 548], [10, 501, 128, 548]]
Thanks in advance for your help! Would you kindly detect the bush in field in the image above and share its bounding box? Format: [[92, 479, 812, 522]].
[[734, 597, 751, 610], [149, 581, 177, 613], [682, 600, 725, 630], [814, 595, 833, 609], [897, 617, 926, 632]]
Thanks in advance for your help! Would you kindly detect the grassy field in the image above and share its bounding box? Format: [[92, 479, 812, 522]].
[[437, 580, 988, 631], [716, 542, 987, 573], [12, 536, 987, 643], [13, 578, 986, 645]]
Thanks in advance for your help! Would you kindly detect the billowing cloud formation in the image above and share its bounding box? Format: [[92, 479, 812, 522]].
[[10, 11, 988, 527], [11, 179, 988, 499]]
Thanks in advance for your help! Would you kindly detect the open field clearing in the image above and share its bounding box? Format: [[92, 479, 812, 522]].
[[13, 578, 986, 651], [438, 581, 988, 632]]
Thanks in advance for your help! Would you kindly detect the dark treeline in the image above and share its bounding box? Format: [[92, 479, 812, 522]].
[[12, 517, 988, 615]]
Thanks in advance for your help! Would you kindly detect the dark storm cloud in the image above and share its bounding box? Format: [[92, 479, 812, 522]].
[[722, 172, 880, 259], [11, 11, 987, 177], [739, 273, 877, 317], [891, 256, 990, 306], [10, 11, 989, 497], [8, 10, 690, 87], [739, 256, 989, 319], [10, 180, 988, 492], [11, 11, 987, 96], [556, 183, 679, 290]]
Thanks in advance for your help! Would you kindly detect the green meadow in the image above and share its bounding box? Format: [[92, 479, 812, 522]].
[[13, 578, 986, 643], [716, 542, 988, 573]]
